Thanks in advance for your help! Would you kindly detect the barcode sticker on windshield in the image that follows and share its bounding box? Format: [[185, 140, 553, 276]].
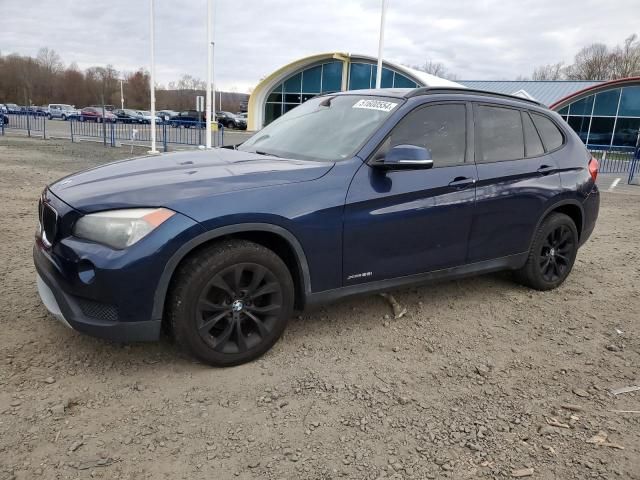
[[352, 99, 398, 112]]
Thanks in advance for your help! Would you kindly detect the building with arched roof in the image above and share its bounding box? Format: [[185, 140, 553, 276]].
[[247, 52, 462, 130]]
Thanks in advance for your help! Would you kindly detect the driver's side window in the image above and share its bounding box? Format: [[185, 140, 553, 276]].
[[376, 103, 467, 167]]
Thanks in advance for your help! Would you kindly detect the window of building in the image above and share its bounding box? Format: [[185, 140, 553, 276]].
[[568, 95, 594, 116], [593, 89, 620, 116], [531, 113, 564, 151], [588, 117, 616, 146], [612, 118, 640, 147], [619, 86, 640, 117], [476, 105, 524, 162], [567, 116, 590, 143], [264, 61, 344, 125]]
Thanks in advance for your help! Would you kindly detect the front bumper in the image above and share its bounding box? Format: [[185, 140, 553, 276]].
[[35, 252, 161, 342]]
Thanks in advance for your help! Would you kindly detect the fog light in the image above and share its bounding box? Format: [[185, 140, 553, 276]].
[[77, 260, 96, 284]]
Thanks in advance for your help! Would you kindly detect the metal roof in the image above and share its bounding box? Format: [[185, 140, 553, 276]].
[[458, 80, 602, 107]]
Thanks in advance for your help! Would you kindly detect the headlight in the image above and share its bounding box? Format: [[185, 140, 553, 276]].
[[73, 208, 175, 249]]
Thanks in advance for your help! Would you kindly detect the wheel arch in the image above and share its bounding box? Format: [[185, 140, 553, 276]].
[[152, 223, 312, 321], [529, 199, 584, 251]]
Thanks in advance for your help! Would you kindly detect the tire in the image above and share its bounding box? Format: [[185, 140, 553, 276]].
[[97, 117, 102, 124], [168, 240, 295, 367], [47, 114, 52, 120], [61, 114, 67, 121], [514, 213, 578, 291]]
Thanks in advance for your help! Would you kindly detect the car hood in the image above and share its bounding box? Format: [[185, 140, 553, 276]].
[[49, 148, 334, 213]]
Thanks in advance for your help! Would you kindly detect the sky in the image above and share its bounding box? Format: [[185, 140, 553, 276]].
[[0, 0, 637, 92]]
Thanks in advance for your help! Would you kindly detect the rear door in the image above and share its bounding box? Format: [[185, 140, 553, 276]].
[[468, 104, 562, 262], [343, 102, 477, 285]]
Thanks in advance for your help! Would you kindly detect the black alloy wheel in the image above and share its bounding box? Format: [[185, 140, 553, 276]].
[[538, 224, 574, 282], [515, 212, 578, 291], [196, 262, 283, 354], [168, 240, 294, 367]]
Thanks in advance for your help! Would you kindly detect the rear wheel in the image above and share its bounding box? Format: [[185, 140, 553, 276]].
[[168, 240, 294, 367], [515, 213, 578, 290]]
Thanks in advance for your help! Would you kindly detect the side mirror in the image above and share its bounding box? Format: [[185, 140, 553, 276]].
[[379, 144, 433, 170]]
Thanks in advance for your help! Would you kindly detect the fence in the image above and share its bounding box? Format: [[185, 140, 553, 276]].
[[69, 119, 224, 151], [1, 112, 46, 138]]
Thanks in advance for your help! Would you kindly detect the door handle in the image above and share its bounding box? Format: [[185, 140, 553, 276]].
[[448, 176, 476, 188], [537, 164, 554, 175]]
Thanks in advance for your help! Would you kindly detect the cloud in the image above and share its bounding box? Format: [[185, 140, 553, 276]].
[[0, 0, 637, 91]]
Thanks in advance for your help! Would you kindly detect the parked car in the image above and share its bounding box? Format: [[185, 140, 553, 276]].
[[113, 108, 142, 124], [0, 104, 7, 114], [135, 110, 162, 124], [158, 110, 179, 122], [5, 103, 21, 114], [216, 111, 246, 130], [80, 107, 117, 123], [34, 87, 600, 367], [169, 110, 205, 128], [0, 112, 8, 125], [48, 104, 80, 121]]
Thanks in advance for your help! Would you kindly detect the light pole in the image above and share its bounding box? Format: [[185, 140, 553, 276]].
[[375, 0, 387, 89], [120, 79, 124, 109], [206, 0, 214, 148], [148, 0, 159, 154]]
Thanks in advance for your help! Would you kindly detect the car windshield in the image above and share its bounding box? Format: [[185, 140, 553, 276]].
[[238, 95, 401, 161]]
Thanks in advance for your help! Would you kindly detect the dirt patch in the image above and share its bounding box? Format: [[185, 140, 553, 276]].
[[1, 136, 639, 479]]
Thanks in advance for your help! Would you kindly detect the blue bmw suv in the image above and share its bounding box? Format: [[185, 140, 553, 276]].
[[34, 87, 600, 366]]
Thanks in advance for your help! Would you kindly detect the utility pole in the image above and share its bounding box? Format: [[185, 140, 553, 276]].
[[375, 0, 387, 89], [148, 0, 159, 154], [206, 0, 213, 148], [120, 79, 124, 109]]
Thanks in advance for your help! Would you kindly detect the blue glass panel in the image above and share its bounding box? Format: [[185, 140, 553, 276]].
[[321, 62, 342, 92], [267, 83, 283, 103], [567, 116, 590, 143], [382, 68, 394, 88], [393, 74, 417, 88], [284, 73, 301, 93], [568, 95, 594, 116], [592, 89, 620, 116], [557, 106, 569, 115], [302, 65, 322, 93], [612, 118, 640, 147], [264, 103, 282, 126], [587, 117, 614, 146], [619, 86, 640, 117], [349, 63, 372, 90], [370, 66, 395, 88]]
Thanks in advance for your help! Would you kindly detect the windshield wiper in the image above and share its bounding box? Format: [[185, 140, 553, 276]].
[[254, 150, 280, 158]]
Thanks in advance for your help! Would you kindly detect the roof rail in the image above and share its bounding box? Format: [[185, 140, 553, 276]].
[[405, 87, 543, 106]]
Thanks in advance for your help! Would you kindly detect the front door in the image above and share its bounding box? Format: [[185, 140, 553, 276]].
[[343, 102, 477, 285]]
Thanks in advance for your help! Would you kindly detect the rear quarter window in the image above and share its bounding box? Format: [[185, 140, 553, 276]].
[[531, 113, 564, 151]]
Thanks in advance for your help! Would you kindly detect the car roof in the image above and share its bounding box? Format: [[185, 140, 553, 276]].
[[333, 87, 543, 106]]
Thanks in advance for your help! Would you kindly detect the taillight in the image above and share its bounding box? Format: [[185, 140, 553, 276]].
[[588, 157, 599, 182]]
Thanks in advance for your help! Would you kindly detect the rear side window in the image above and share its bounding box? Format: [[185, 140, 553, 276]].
[[522, 112, 545, 157], [531, 113, 564, 151], [382, 103, 467, 167], [476, 105, 524, 162]]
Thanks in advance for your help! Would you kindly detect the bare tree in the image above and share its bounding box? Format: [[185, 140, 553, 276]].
[[610, 34, 640, 79], [532, 62, 566, 80], [410, 59, 458, 81], [565, 43, 612, 80]]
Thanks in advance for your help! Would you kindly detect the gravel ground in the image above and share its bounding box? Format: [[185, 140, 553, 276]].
[[0, 136, 639, 480]]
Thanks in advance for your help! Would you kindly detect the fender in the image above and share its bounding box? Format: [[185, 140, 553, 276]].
[[527, 198, 585, 253], [151, 223, 312, 320]]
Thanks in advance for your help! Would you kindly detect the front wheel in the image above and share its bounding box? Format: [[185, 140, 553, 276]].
[[514, 213, 578, 291], [168, 240, 294, 367]]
